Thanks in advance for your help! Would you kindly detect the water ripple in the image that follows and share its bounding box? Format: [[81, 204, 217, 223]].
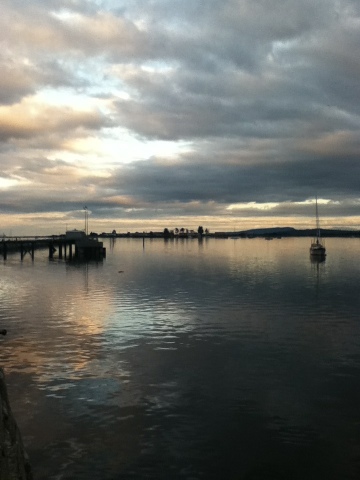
[[1, 238, 360, 479]]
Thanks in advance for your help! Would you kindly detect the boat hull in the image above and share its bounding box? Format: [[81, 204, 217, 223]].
[[310, 243, 326, 256]]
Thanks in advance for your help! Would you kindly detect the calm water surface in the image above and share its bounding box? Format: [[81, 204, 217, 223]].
[[1, 237, 360, 479]]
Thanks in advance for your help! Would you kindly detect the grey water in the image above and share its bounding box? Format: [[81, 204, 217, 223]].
[[1, 237, 360, 479]]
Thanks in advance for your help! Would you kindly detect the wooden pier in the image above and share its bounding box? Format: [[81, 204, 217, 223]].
[[0, 236, 106, 261]]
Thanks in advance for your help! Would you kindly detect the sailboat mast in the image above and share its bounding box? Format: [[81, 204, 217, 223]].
[[310, 195, 326, 256], [315, 196, 320, 238]]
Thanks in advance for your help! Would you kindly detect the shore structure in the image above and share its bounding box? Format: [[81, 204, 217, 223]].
[[0, 231, 105, 261]]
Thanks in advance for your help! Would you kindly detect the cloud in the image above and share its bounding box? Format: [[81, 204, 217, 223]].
[[1, 0, 360, 233], [0, 97, 111, 152]]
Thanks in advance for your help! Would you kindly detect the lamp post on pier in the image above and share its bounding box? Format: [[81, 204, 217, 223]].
[[84, 206, 88, 236]]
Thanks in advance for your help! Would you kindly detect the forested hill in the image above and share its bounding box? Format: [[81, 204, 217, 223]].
[[233, 227, 360, 238]]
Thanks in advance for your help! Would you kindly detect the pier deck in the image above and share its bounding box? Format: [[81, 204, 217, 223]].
[[0, 236, 106, 261]]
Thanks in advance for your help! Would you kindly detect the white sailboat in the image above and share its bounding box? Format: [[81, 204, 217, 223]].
[[310, 197, 326, 257]]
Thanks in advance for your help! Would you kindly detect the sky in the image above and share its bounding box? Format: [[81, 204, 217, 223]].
[[1, 0, 360, 235]]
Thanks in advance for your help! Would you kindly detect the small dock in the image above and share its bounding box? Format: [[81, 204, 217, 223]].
[[0, 235, 106, 261]]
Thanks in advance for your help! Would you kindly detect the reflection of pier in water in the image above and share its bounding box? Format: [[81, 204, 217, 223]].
[[0, 236, 106, 261]]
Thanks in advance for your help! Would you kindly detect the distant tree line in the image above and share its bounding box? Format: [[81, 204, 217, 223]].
[[163, 226, 209, 238]]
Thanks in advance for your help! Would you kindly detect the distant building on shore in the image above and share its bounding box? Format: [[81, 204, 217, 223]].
[[65, 229, 86, 240]]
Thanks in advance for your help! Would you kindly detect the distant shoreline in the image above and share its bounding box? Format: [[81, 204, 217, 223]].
[[3, 227, 359, 241], [96, 227, 360, 239]]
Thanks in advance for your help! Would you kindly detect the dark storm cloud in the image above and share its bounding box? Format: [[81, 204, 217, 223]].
[[102, 153, 360, 206]]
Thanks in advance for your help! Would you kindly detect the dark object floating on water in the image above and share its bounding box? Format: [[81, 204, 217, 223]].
[[0, 329, 7, 336], [118, 270, 124, 273]]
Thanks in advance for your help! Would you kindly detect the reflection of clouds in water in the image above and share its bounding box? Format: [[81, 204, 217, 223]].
[[0, 276, 20, 300], [0, 261, 115, 387], [2, 238, 360, 480], [107, 291, 198, 342]]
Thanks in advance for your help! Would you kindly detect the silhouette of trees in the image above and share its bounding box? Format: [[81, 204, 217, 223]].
[[163, 228, 175, 238], [162, 226, 208, 238]]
